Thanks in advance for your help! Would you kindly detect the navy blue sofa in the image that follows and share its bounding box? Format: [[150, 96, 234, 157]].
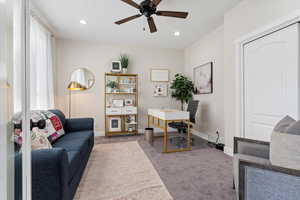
[[15, 110, 94, 200]]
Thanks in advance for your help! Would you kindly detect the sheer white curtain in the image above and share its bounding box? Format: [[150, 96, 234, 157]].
[[14, 16, 55, 112], [30, 17, 55, 110]]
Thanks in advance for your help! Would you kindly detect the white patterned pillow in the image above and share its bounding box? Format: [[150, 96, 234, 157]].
[[270, 116, 300, 170], [20, 128, 52, 151]]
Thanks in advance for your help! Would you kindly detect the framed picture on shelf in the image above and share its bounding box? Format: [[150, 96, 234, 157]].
[[153, 83, 168, 97], [151, 69, 169, 82], [193, 62, 213, 94], [125, 99, 134, 106], [112, 99, 124, 107], [109, 117, 121, 132], [111, 61, 122, 73]]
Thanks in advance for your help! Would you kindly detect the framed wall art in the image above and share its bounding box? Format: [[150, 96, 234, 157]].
[[151, 69, 169, 82], [153, 83, 168, 97], [109, 117, 122, 132], [193, 62, 213, 94]]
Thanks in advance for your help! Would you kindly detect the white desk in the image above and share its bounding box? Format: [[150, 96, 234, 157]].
[[147, 109, 192, 153]]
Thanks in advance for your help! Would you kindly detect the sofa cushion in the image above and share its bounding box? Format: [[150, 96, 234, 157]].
[[52, 131, 93, 151], [52, 131, 93, 181], [233, 154, 270, 200], [67, 150, 83, 182], [270, 116, 300, 170]]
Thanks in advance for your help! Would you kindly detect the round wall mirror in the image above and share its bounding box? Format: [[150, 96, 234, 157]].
[[68, 68, 95, 90]]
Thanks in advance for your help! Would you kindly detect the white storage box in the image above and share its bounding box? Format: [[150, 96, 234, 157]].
[[122, 106, 137, 115], [106, 107, 122, 115]]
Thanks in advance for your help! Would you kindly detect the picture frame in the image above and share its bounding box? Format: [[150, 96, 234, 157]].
[[111, 61, 122, 73], [112, 99, 124, 107], [193, 62, 213, 94], [151, 69, 169, 82], [125, 99, 134, 106], [153, 83, 168, 97], [109, 117, 121, 132]]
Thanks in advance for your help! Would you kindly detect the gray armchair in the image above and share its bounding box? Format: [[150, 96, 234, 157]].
[[233, 137, 300, 200]]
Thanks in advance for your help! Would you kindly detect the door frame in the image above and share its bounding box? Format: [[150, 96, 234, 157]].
[[21, 0, 32, 200], [235, 10, 300, 138]]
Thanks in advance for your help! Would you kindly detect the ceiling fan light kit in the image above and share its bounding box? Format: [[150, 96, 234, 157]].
[[115, 0, 189, 33]]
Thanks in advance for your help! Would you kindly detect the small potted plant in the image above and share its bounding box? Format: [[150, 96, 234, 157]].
[[106, 80, 118, 93], [119, 54, 129, 74], [170, 74, 195, 110]]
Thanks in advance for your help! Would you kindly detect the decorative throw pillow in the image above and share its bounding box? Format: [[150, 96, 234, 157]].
[[42, 111, 65, 143], [270, 116, 300, 170], [12, 110, 65, 145], [30, 128, 52, 150]]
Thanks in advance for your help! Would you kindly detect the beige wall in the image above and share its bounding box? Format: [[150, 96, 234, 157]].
[[55, 39, 184, 134], [223, 0, 300, 153], [184, 26, 224, 143]]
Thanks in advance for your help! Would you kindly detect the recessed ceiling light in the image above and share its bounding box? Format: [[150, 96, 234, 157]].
[[80, 20, 87, 25], [174, 31, 180, 36]]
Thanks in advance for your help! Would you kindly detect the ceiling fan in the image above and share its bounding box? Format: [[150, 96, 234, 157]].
[[115, 0, 189, 33]]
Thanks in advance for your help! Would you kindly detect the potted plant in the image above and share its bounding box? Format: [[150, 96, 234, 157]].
[[170, 73, 195, 110], [106, 80, 118, 93], [119, 54, 129, 73]]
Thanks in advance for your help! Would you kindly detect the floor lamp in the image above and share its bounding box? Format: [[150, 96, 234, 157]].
[[67, 81, 86, 118], [67, 68, 95, 118]]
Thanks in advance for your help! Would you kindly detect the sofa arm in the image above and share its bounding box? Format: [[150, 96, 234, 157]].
[[238, 156, 300, 200], [15, 148, 69, 200], [66, 118, 94, 132], [234, 137, 270, 159]]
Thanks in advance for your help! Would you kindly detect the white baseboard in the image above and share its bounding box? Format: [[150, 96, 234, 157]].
[[93, 128, 177, 137], [95, 129, 233, 157], [94, 131, 105, 137], [191, 129, 209, 141], [224, 146, 233, 157]]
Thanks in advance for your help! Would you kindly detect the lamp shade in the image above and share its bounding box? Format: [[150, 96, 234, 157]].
[[67, 68, 95, 90], [67, 81, 87, 91]]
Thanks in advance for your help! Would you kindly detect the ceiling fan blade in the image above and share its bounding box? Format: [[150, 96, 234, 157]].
[[152, 0, 162, 6], [120, 0, 140, 9], [147, 17, 157, 33], [115, 14, 142, 25], [156, 11, 189, 19]]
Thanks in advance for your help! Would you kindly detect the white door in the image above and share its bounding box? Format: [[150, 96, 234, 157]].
[[244, 23, 300, 141]]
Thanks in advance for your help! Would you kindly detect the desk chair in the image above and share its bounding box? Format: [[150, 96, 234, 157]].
[[169, 100, 199, 147]]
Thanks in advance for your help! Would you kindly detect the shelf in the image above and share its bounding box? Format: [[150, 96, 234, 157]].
[[105, 73, 138, 138], [106, 130, 138, 136], [106, 92, 136, 95], [119, 83, 136, 85], [105, 73, 137, 77], [106, 114, 137, 117]]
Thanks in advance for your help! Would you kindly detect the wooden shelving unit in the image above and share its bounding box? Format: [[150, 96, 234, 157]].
[[105, 73, 138, 137]]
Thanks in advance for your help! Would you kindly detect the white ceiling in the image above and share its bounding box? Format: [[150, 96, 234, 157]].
[[32, 0, 241, 49]]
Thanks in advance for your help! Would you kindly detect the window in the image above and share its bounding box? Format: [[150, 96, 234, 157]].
[[14, 16, 54, 112]]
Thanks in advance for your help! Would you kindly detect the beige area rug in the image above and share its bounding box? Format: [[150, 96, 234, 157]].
[[75, 141, 173, 200]]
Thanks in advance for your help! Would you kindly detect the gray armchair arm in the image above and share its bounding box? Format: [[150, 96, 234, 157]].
[[238, 156, 300, 200], [234, 137, 270, 159]]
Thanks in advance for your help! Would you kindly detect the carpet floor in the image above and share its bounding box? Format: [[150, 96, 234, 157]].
[[93, 135, 235, 200]]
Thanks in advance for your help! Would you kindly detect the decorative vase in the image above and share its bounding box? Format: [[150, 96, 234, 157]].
[[122, 68, 128, 74]]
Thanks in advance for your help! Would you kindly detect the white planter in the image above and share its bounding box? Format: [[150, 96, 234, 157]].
[[122, 68, 128, 73]]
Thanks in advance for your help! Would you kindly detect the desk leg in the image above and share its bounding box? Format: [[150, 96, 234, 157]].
[[164, 120, 168, 153]]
